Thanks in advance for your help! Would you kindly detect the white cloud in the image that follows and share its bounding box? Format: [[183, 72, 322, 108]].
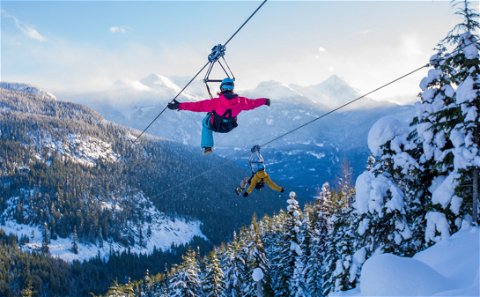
[[109, 25, 131, 34], [1, 10, 46, 42], [3, 38, 206, 94], [359, 29, 372, 35], [318, 46, 327, 52]]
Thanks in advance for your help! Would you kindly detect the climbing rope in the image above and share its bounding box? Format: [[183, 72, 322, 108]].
[[134, 0, 269, 142]]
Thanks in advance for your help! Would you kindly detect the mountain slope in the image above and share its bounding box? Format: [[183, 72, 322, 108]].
[[64, 74, 414, 197], [0, 83, 285, 261]]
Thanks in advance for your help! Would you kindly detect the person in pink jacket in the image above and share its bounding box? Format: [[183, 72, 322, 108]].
[[168, 78, 270, 154]]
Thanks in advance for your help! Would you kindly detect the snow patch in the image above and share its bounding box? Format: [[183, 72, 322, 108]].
[[360, 253, 451, 296], [39, 133, 120, 167], [252, 268, 264, 282], [306, 151, 326, 160], [367, 116, 408, 156], [0, 193, 207, 263], [342, 226, 479, 296]]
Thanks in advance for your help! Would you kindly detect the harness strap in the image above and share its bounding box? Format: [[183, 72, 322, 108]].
[[222, 109, 233, 118]]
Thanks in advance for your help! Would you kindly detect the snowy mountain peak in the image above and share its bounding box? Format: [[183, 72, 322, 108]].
[[311, 74, 358, 95], [113, 79, 151, 91], [0, 82, 56, 101], [140, 73, 182, 92], [251, 80, 306, 99], [320, 74, 349, 86]]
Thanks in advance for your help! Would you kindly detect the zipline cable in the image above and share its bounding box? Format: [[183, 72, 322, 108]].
[[260, 63, 430, 147], [149, 158, 233, 198], [133, 61, 210, 142], [147, 63, 432, 196], [134, 0, 269, 142], [134, 29, 479, 196], [259, 39, 479, 148], [223, 0, 268, 47]]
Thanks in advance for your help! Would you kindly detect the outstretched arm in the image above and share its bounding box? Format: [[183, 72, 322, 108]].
[[240, 97, 270, 111], [178, 98, 217, 112]]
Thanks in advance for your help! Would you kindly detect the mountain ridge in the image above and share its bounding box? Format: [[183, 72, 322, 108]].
[[0, 83, 286, 263]]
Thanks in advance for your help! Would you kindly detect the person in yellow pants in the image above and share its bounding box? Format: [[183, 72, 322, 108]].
[[243, 166, 284, 197], [235, 145, 284, 197]]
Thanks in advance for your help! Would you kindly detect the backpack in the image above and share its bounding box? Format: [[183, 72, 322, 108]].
[[208, 109, 238, 133]]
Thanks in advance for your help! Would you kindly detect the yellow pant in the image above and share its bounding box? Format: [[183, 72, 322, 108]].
[[246, 170, 283, 194]]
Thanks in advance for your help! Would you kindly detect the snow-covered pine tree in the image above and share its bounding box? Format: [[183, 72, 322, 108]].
[[168, 249, 202, 297], [203, 249, 225, 297], [357, 139, 414, 254], [123, 280, 135, 297], [305, 182, 332, 296], [242, 215, 269, 297], [446, 0, 480, 224], [222, 232, 246, 297], [322, 207, 356, 296], [299, 208, 312, 297], [143, 269, 152, 297], [411, 0, 480, 243], [270, 192, 307, 297], [319, 182, 334, 217], [263, 211, 285, 297], [106, 280, 123, 297]]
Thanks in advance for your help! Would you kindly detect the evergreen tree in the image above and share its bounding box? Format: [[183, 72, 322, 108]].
[[242, 216, 269, 297], [338, 160, 355, 208], [98, 226, 104, 248], [203, 249, 225, 297], [322, 208, 356, 295], [222, 233, 246, 297], [72, 225, 79, 254], [123, 279, 135, 297], [410, 0, 480, 243], [143, 269, 151, 296], [106, 280, 123, 297], [20, 280, 33, 297], [41, 222, 49, 254], [299, 208, 313, 297], [168, 249, 202, 297], [305, 183, 332, 296], [270, 192, 307, 297]]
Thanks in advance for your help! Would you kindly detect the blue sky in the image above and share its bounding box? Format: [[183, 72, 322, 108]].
[[1, 1, 473, 102]]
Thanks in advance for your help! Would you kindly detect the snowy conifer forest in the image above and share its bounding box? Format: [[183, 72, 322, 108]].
[[104, 3, 480, 296], [0, 1, 479, 297]]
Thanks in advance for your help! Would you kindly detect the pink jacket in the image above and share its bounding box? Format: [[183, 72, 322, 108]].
[[178, 93, 267, 117]]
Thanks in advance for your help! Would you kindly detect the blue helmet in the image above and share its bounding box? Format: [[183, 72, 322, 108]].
[[257, 163, 265, 171], [220, 78, 234, 91]]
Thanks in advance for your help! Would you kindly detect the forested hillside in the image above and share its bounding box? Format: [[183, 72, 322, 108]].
[[106, 2, 479, 295], [0, 83, 286, 296]]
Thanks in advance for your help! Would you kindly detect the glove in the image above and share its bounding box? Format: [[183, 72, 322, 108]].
[[280, 188, 285, 193], [167, 100, 180, 110], [265, 98, 271, 106], [243, 192, 249, 197]]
